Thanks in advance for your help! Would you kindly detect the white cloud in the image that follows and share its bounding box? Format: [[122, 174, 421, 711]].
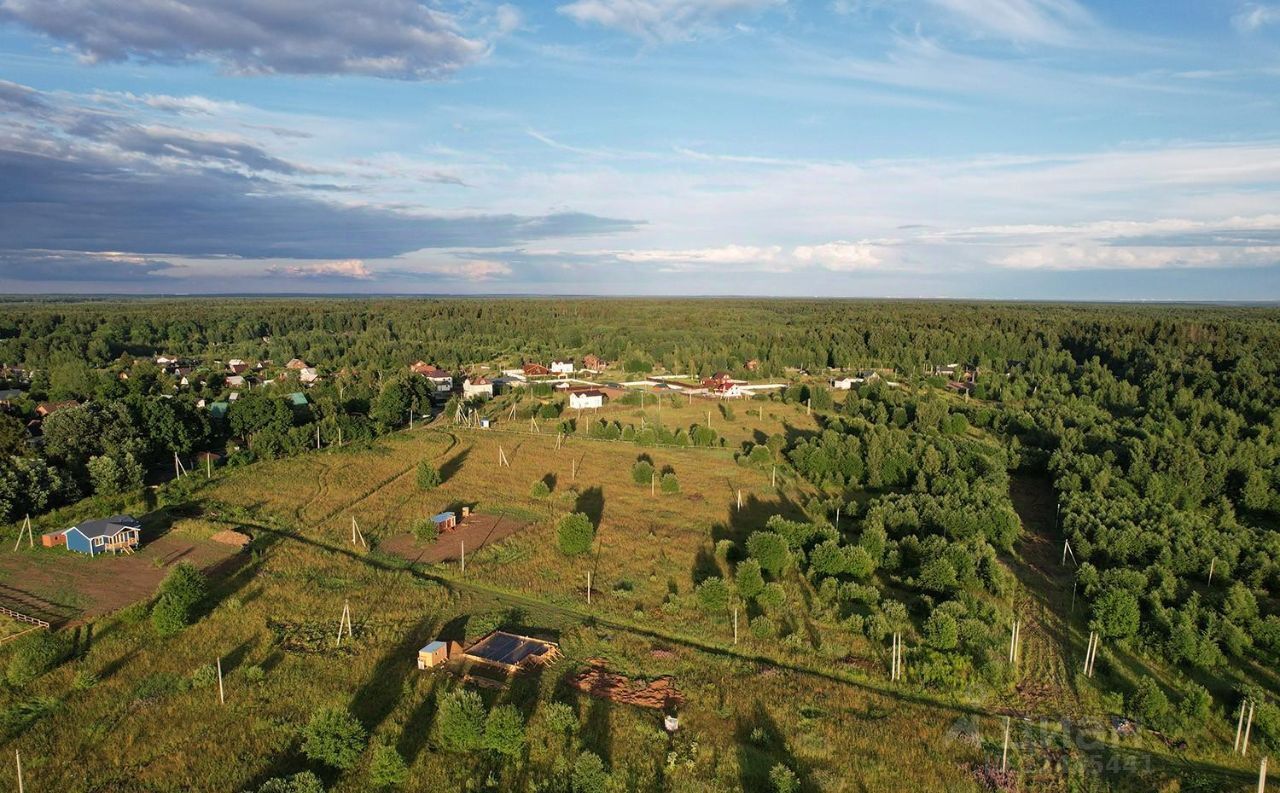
[[616, 244, 783, 265], [1233, 3, 1280, 31], [557, 0, 783, 42], [792, 241, 887, 270], [268, 259, 373, 279]]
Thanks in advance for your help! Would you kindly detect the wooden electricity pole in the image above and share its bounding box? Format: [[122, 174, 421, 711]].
[[1001, 716, 1011, 772], [15, 750, 23, 793], [1238, 700, 1249, 754], [1259, 756, 1268, 793], [336, 600, 353, 647], [1208, 557, 1216, 586], [1244, 700, 1256, 755], [13, 514, 33, 551], [460, 541, 466, 575], [733, 607, 739, 645], [217, 656, 225, 705], [350, 517, 367, 549], [586, 571, 592, 606], [498, 446, 509, 467]]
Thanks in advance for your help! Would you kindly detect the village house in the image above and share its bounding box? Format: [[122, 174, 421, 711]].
[[299, 367, 320, 385], [522, 362, 552, 377], [0, 388, 24, 411], [550, 359, 575, 375], [286, 358, 309, 370], [59, 514, 142, 556], [226, 375, 247, 389], [35, 400, 78, 417], [569, 389, 606, 409], [582, 354, 604, 372], [462, 375, 493, 399], [410, 362, 454, 394]]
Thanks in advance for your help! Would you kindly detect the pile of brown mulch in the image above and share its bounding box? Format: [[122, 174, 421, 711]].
[[210, 530, 251, 547], [570, 660, 685, 710]]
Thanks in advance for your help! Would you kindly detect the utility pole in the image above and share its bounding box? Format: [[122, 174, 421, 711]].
[[1208, 557, 1216, 586], [336, 599, 352, 647], [1001, 716, 1011, 772], [217, 656, 225, 705], [15, 750, 23, 793], [586, 571, 592, 605], [14, 514, 33, 551], [733, 607, 739, 645], [460, 541, 465, 575]]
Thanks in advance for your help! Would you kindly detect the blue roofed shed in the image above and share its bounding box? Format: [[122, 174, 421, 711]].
[[431, 512, 457, 532]]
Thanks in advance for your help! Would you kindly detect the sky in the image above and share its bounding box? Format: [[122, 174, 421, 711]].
[[0, 0, 1278, 299]]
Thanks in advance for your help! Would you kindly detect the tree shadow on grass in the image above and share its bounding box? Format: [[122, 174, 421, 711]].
[[348, 614, 439, 739], [439, 447, 471, 485], [734, 698, 812, 793], [711, 491, 808, 550], [575, 486, 605, 528]]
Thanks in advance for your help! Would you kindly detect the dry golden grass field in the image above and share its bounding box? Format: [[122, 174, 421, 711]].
[[0, 409, 1267, 792]]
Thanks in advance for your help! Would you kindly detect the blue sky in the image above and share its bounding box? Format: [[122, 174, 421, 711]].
[[1, 0, 1278, 298]]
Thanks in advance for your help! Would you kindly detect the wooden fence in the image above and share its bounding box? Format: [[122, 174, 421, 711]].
[[0, 603, 51, 629]]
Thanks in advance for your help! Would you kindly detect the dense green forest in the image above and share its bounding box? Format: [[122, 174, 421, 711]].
[[2, 297, 1279, 771]]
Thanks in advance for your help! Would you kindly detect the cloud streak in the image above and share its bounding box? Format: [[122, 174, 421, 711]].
[[557, 0, 782, 42], [0, 0, 497, 79]]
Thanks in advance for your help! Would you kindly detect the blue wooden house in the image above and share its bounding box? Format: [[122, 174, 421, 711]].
[[63, 515, 142, 556]]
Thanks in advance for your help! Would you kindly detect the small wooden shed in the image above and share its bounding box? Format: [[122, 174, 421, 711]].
[[431, 512, 457, 532], [418, 640, 449, 669]]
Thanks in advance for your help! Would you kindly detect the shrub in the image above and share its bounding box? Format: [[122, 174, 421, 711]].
[[1130, 677, 1173, 732], [735, 559, 765, 600], [301, 707, 367, 770], [557, 512, 594, 556], [750, 615, 776, 639], [759, 582, 787, 612], [923, 610, 959, 650], [530, 479, 551, 498], [256, 772, 325, 793], [191, 664, 218, 688], [572, 751, 609, 793], [150, 562, 207, 636], [660, 472, 679, 494], [412, 517, 440, 543], [368, 742, 408, 789], [631, 460, 654, 486], [1092, 588, 1141, 639], [484, 704, 526, 757], [542, 701, 579, 735], [6, 630, 71, 686], [439, 689, 487, 752], [242, 665, 266, 685], [695, 576, 730, 614], [416, 460, 441, 490], [770, 763, 800, 793], [746, 531, 790, 577]]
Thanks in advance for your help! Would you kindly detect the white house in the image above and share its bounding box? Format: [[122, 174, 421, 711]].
[[832, 377, 857, 390], [569, 389, 605, 409], [463, 376, 493, 399], [551, 359, 575, 375], [226, 375, 246, 389]]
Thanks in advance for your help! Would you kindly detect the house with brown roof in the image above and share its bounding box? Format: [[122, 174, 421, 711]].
[[286, 358, 309, 370], [522, 362, 552, 377], [36, 400, 78, 417], [582, 354, 604, 372], [462, 375, 493, 399], [410, 362, 454, 394]]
